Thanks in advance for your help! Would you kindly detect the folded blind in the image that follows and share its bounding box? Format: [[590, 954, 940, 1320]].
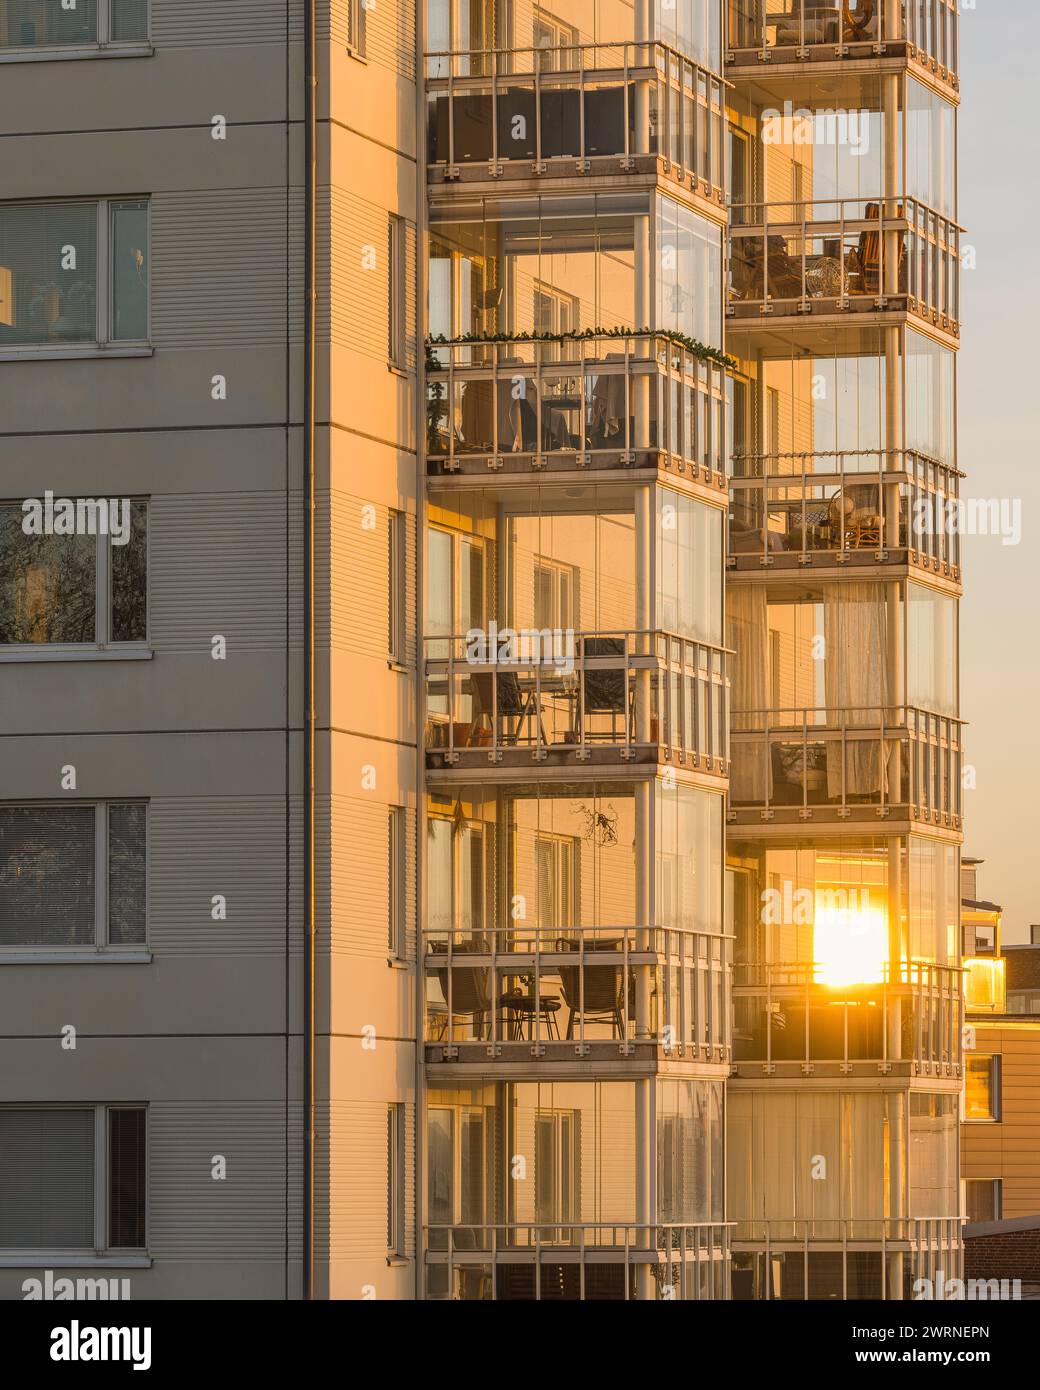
[[0, 1109, 94, 1248]]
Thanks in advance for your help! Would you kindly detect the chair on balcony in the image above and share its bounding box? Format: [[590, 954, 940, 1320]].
[[556, 936, 626, 1039], [580, 636, 629, 743], [848, 202, 906, 297], [471, 670, 546, 747], [428, 938, 494, 1041]]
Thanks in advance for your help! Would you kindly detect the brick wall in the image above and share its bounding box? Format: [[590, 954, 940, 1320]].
[[964, 1228, 1040, 1281]]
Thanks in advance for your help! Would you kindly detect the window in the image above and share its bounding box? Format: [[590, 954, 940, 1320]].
[[387, 509, 406, 662], [534, 1110, 580, 1241], [965, 1054, 1001, 1121], [532, 9, 578, 71], [535, 833, 577, 930], [346, 0, 366, 56], [533, 556, 578, 632], [387, 805, 405, 955], [0, 498, 146, 650], [0, 802, 147, 950], [387, 1103, 406, 1257], [0, 198, 149, 351], [0, 0, 148, 50], [388, 214, 405, 368], [965, 1179, 1002, 1224], [0, 1106, 146, 1251]]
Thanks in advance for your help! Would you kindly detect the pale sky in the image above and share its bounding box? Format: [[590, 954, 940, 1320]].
[[957, 2, 1040, 941]]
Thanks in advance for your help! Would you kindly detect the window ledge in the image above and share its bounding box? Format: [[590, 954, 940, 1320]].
[[0, 645, 153, 663], [0, 343, 153, 364], [387, 956, 412, 970], [0, 44, 154, 64], [385, 1255, 409, 1267], [0, 1255, 152, 1269], [0, 951, 152, 965]]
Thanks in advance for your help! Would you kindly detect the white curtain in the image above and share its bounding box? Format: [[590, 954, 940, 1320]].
[[823, 582, 888, 798], [727, 584, 772, 802]]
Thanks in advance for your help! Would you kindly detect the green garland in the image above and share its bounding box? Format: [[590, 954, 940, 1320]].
[[426, 326, 736, 371]]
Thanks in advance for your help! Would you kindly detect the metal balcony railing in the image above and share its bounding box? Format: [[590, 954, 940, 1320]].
[[426, 333, 728, 480], [425, 923, 731, 1056], [425, 628, 729, 769], [729, 703, 962, 824], [426, 1221, 732, 1300], [733, 959, 963, 1069], [728, 0, 959, 84], [731, 1218, 963, 1299], [729, 450, 963, 573], [729, 198, 961, 332], [426, 41, 726, 193]]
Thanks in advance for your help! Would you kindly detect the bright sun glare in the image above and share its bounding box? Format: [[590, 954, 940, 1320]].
[[813, 902, 888, 987]]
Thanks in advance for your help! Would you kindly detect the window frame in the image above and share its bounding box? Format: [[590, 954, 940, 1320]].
[[387, 508, 407, 665], [0, 0, 152, 61], [0, 494, 150, 662], [964, 1177, 1003, 1224], [387, 804, 406, 958], [0, 1103, 149, 1263], [386, 1102, 406, 1260], [0, 800, 149, 962], [387, 213, 406, 371], [346, 0, 367, 59], [964, 1052, 1002, 1123], [0, 197, 151, 361]]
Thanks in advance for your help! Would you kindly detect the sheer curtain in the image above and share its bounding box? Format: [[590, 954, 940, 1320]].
[[727, 585, 771, 801], [823, 582, 888, 798]]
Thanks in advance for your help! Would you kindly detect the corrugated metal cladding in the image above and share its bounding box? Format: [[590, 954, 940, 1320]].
[[318, 490, 416, 664], [148, 1102, 290, 1258], [328, 797, 417, 958], [152, 0, 305, 46], [150, 493, 295, 652], [321, 187, 417, 366], [148, 798, 291, 954], [327, 0, 417, 78], [151, 189, 305, 348]]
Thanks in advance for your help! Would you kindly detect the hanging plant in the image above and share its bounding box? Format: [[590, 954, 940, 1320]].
[[426, 326, 736, 371]]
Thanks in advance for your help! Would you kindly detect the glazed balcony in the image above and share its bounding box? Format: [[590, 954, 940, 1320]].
[[425, 924, 731, 1066], [727, 0, 959, 90], [426, 1221, 731, 1299], [424, 629, 729, 774], [426, 40, 726, 205], [732, 959, 962, 1075], [728, 199, 960, 335], [729, 704, 962, 827], [728, 450, 962, 579], [426, 332, 728, 484]]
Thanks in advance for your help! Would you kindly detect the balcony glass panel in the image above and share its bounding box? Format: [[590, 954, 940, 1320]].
[[656, 490, 723, 643], [905, 327, 955, 466], [655, 195, 723, 349], [728, 1090, 907, 1239], [426, 334, 728, 472], [426, 50, 726, 188], [906, 581, 957, 716], [426, 0, 723, 73]]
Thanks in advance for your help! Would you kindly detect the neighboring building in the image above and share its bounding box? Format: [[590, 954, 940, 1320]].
[[725, 0, 964, 1299], [0, 2, 419, 1300], [962, 861, 1040, 1228]]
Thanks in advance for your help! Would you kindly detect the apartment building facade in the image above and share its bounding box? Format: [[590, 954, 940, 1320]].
[[0, 0, 963, 1304], [725, 0, 964, 1299]]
